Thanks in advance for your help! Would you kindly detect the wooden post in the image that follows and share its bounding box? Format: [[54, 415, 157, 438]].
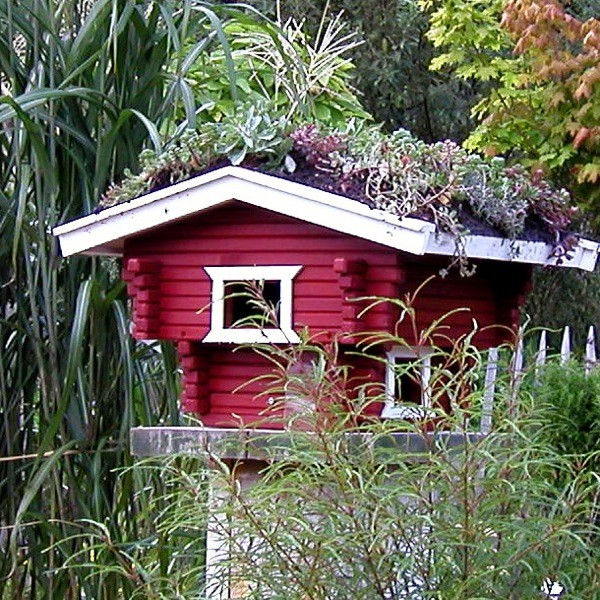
[[205, 460, 266, 600], [205, 483, 231, 600], [585, 326, 596, 375], [480, 347, 498, 435]]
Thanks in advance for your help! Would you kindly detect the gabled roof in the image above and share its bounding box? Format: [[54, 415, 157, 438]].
[[53, 166, 599, 271]]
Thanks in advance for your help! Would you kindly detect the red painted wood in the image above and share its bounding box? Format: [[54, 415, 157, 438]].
[[209, 377, 267, 394], [185, 370, 209, 385], [178, 341, 210, 413], [338, 274, 365, 290], [159, 281, 211, 296], [134, 273, 160, 288], [200, 413, 284, 429], [127, 258, 160, 273], [158, 325, 205, 339], [208, 393, 270, 409], [293, 297, 342, 312], [294, 281, 341, 297], [181, 397, 203, 413], [161, 268, 207, 281], [123, 201, 530, 424], [136, 289, 160, 303], [158, 310, 207, 325], [185, 383, 204, 398], [136, 302, 160, 318], [333, 257, 368, 275]]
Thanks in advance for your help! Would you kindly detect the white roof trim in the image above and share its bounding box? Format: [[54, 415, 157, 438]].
[[425, 232, 599, 271], [53, 166, 433, 258], [53, 166, 599, 270]]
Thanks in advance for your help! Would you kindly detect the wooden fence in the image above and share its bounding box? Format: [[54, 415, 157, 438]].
[[480, 325, 597, 434]]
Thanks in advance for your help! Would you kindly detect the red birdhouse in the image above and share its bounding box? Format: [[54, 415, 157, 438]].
[[54, 166, 599, 427]]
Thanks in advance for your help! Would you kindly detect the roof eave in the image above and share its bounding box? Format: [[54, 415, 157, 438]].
[[53, 166, 435, 258], [53, 165, 600, 271], [424, 233, 600, 271]]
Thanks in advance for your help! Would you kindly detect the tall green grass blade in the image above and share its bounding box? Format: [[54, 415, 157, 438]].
[[8, 441, 77, 576], [0, 1, 287, 595], [192, 5, 238, 102], [0, 87, 104, 122]]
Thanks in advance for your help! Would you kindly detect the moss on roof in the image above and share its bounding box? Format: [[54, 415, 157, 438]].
[[102, 114, 578, 272]]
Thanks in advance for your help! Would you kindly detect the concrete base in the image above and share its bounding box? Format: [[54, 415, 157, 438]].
[[130, 426, 485, 599], [130, 426, 484, 460]]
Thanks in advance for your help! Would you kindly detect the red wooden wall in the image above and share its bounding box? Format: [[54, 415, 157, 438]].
[[123, 201, 530, 426]]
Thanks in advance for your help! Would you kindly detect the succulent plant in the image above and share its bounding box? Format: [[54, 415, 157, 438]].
[[101, 116, 576, 275]]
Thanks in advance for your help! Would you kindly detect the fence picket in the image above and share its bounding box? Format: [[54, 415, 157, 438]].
[[480, 347, 498, 435], [509, 337, 524, 416], [585, 326, 596, 374], [560, 326, 571, 365], [534, 329, 548, 384], [478, 326, 597, 435]]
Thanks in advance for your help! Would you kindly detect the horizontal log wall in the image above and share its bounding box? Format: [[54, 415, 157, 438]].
[[123, 201, 530, 424]]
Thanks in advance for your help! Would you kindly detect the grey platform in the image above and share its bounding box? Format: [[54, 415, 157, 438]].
[[130, 426, 484, 460]]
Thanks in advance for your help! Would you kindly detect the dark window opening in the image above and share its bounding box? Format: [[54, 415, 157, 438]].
[[223, 280, 281, 328], [429, 354, 469, 414], [392, 358, 423, 406]]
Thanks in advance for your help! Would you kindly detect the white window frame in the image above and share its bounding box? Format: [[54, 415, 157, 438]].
[[203, 265, 302, 344], [381, 346, 434, 419]]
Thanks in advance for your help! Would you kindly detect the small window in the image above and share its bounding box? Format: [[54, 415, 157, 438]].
[[223, 280, 281, 328], [203, 266, 302, 344], [381, 346, 433, 419]]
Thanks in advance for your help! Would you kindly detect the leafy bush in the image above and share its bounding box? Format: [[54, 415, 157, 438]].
[[176, 11, 370, 128], [255, 0, 480, 142], [532, 361, 600, 468], [421, 0, 600, 219], [204, 419, 598, 598], [69, 335, 600, 598]]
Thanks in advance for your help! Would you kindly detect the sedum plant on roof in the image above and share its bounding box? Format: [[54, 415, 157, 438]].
[[101, 110, 577, 274], [98, 5, 578, 275]]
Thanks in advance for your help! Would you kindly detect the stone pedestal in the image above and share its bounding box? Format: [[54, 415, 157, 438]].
[[130, 427, 483, 598]]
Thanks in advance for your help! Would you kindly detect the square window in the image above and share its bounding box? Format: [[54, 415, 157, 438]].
[[223, 280, 281, 328], [203, 266, 302, 344], [381, 346, 433, 419]]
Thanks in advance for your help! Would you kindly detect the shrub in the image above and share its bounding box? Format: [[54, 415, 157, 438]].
[[532, 361, 600, 469], [200, 359, 599, 598], [105, 340, 599, 598]]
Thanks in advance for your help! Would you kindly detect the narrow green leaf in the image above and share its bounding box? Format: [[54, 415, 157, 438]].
[[192, 5, 239, 103]]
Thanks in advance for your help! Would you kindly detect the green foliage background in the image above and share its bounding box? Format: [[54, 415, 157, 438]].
[[1, 0, 599, 597], [251, 0, 480, 142]]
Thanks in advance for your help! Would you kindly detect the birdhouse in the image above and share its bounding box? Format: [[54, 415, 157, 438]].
[[54, 165, 599, 428]]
